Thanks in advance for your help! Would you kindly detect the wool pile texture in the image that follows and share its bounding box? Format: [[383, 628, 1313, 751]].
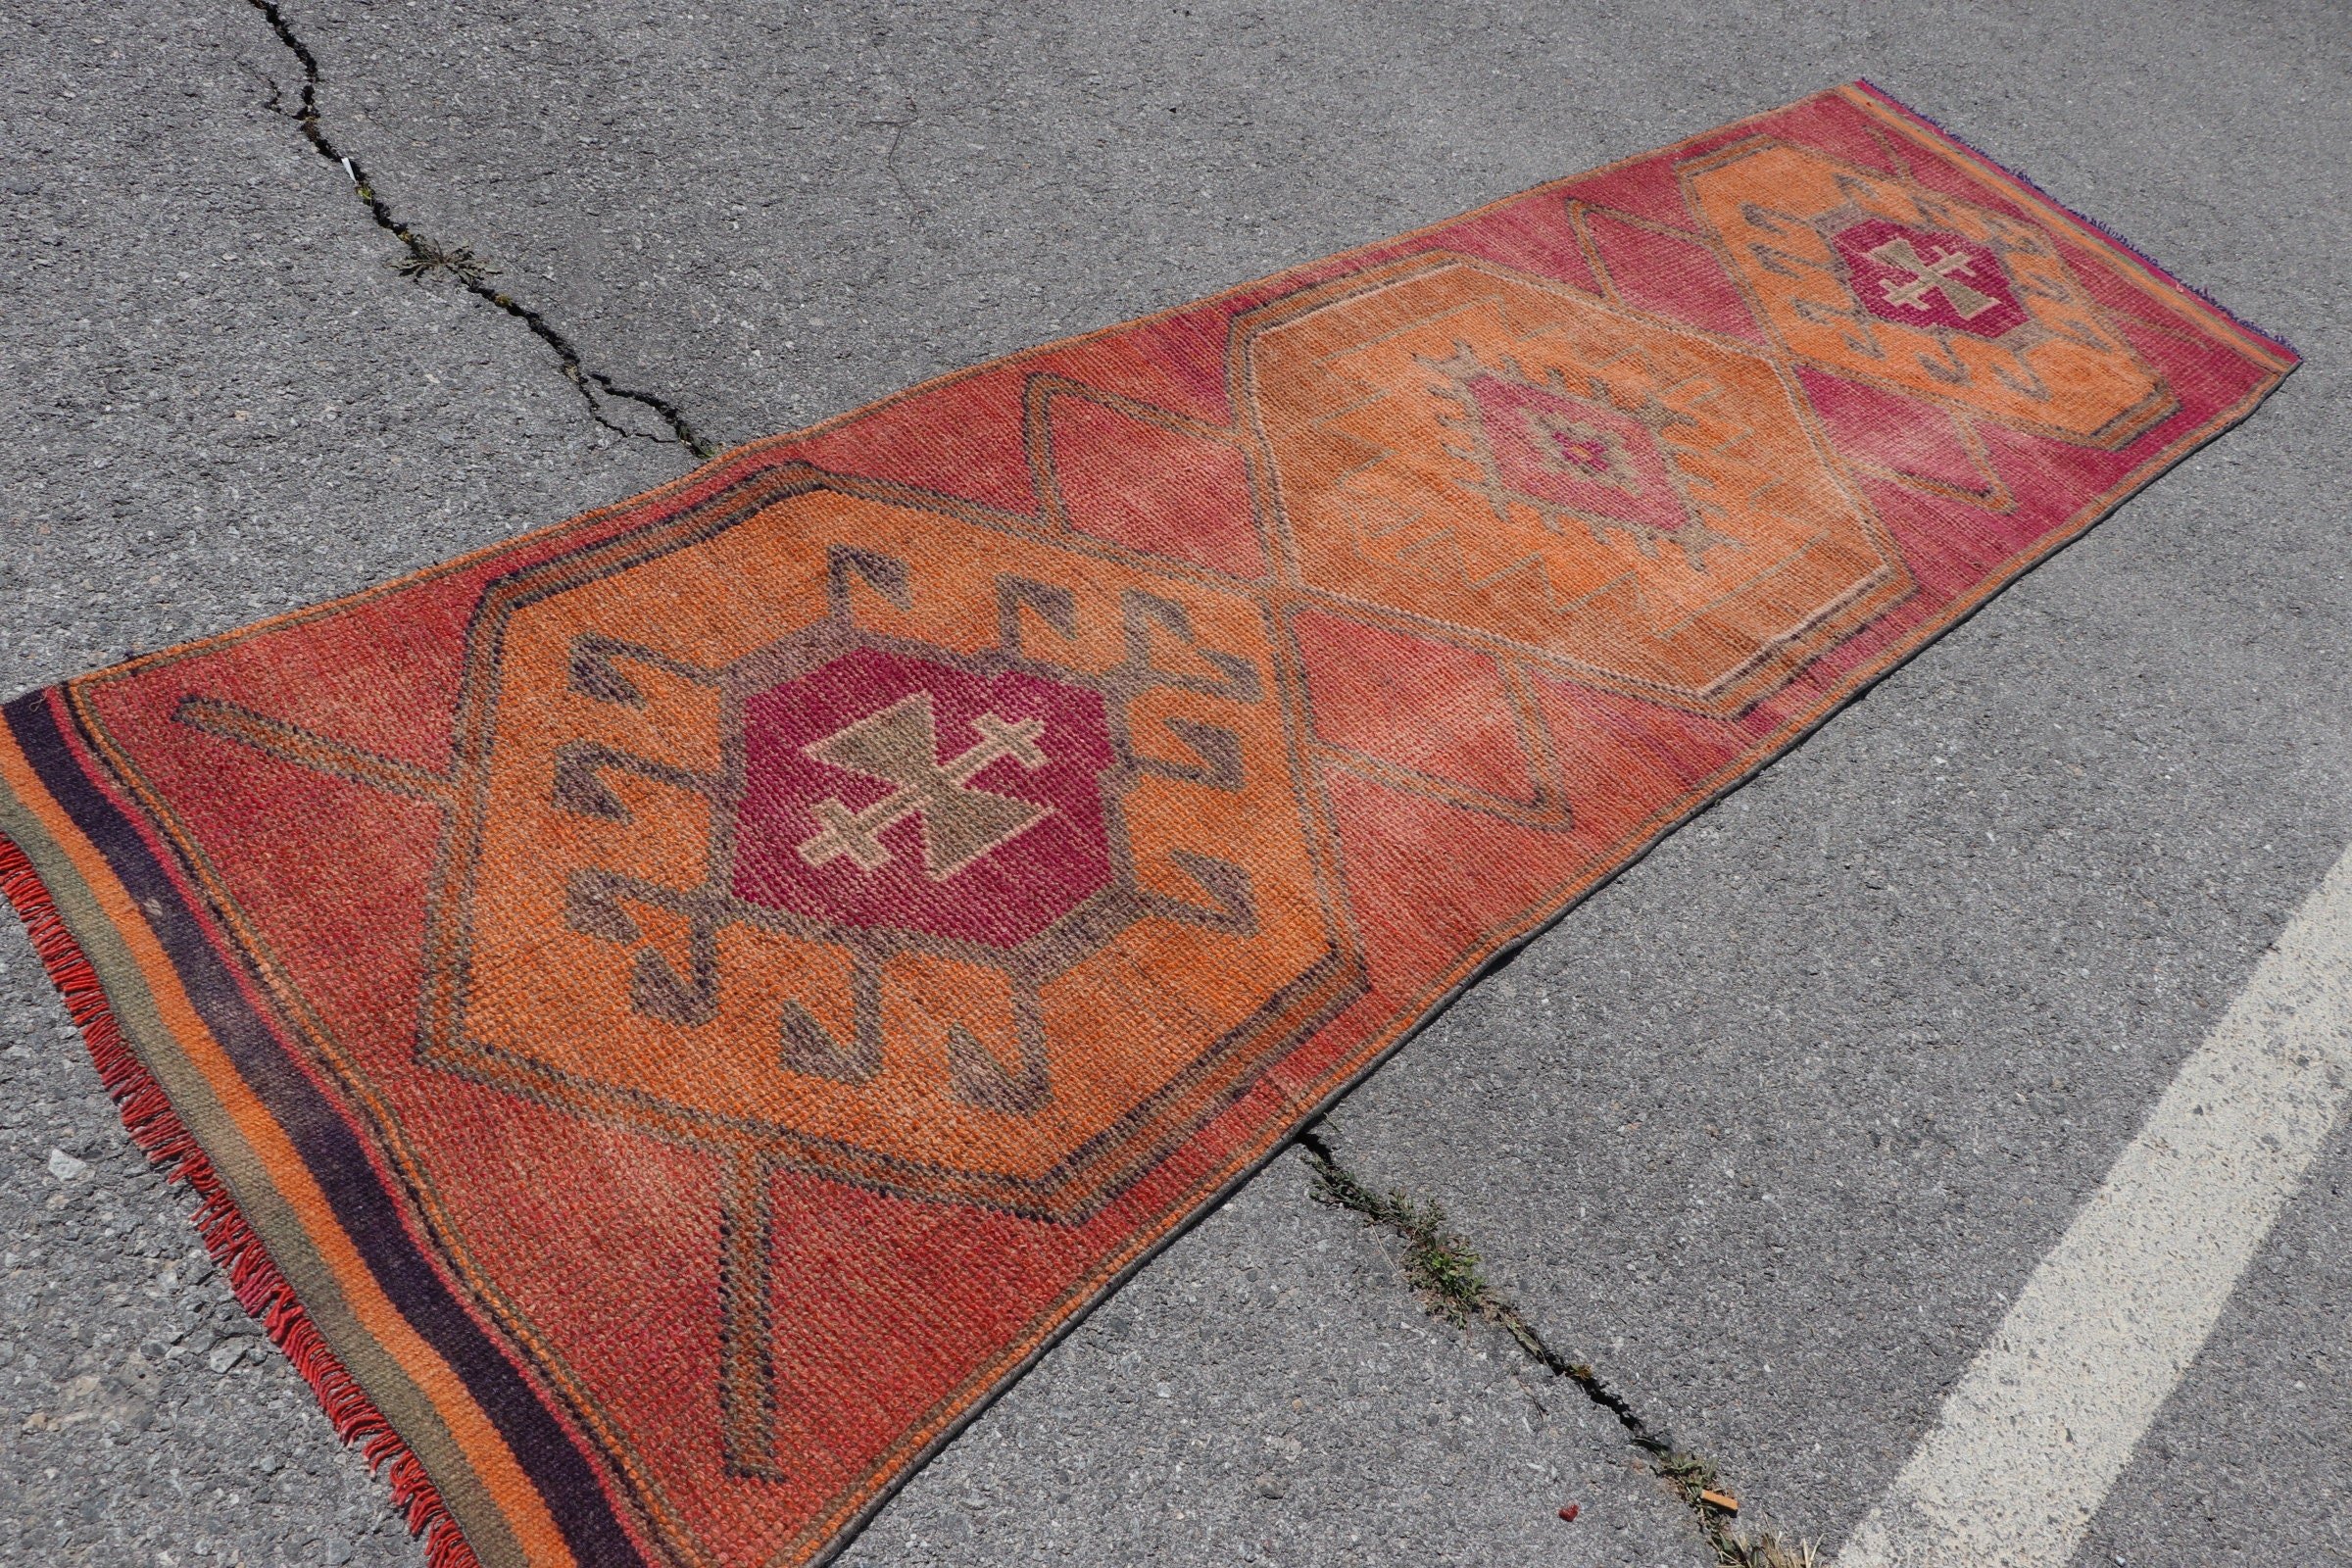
[[0, 83, 2295, 1568]]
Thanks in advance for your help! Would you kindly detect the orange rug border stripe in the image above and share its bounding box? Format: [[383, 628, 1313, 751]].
[[0, 828, 500, 1568]]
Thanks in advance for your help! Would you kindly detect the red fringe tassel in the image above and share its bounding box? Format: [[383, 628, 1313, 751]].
[[1, 832, 486, 1568]]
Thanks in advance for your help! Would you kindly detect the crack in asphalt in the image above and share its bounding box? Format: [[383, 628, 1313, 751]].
[[877, 94, 927, 225], [240, 0, 721, 459], [1295, 1126, 1816, 1568]]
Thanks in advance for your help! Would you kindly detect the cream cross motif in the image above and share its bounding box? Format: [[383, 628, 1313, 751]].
[[797, 693, 1051, 880], [1866, 235, 1998, 320]]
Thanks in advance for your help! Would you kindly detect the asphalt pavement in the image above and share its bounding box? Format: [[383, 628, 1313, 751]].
[[2, 3, 2346, 1565]]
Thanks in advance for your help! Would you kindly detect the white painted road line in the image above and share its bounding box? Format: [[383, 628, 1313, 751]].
[[1834, 842, 2352, 1568]]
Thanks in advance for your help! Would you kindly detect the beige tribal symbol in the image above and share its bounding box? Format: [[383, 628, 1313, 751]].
[[1867, 235, 1998, 319], [796, 692, 1052, 880]]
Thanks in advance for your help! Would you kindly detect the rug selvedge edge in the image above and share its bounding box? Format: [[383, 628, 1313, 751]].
[[0, 702, 642, 1568], [0, 815, 495, 1568]]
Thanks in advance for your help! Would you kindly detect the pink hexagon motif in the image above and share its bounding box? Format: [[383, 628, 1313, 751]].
[[731, 645, 1118, 950], [1685, 139, 2175, 447], [1449, 355, 1726, 567]]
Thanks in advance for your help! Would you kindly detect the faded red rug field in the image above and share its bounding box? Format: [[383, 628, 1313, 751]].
[[0, 83, 2294, 1567]]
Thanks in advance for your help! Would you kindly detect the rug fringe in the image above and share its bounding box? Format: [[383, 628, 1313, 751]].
[[1847, 78, 2303, 363], [0, 831, 485, 1568]]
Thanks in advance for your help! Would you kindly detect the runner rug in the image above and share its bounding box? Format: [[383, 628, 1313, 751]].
[[0, 83, 2295, 1568]]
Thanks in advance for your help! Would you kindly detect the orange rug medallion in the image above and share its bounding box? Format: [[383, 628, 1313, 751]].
[[0, 84, 2296, 1567]]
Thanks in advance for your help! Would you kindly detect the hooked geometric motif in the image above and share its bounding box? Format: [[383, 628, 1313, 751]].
[[1685, 138, 2178, 447], [1241, 254, 1914, 713]]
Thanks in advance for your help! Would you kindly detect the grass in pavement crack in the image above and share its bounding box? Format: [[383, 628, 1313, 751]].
[[240, 0, 718, 457], [390, 236, 498, 289], [1297, 1127, 1815, 1568], [1298, 1132, 1489, 1322]]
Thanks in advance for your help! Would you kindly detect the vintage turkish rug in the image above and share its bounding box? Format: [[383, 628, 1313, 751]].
[[0, 83, 2294, 1567]]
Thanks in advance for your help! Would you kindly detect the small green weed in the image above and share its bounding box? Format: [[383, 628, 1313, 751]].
[[1300, 1136, 1819, 1568], [390, 237, 499, 288], [1303, 1146, 1489, 1322]]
